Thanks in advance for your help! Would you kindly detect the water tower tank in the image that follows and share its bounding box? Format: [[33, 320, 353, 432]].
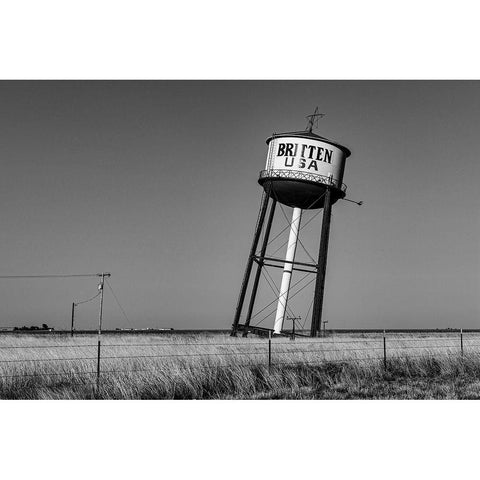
[[258, 130, 351, 209]]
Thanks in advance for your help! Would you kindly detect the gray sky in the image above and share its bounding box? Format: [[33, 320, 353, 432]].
[[0, 80, 479, 330]]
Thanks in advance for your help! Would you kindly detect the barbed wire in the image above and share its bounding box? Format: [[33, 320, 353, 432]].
[[0, 370, 98, 379], [0, 346, 391, 364], [3, 352, 480, 386], [0, 357, 98, 363], [1, 331, 480, 389], [4, 349, 478, 382], [1, 337, 480, 350], [1, 344, 479, 366], [0, 344, 99, 349]]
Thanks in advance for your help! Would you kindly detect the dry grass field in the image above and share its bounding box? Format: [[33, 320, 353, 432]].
[[1, 331, 480, 399]]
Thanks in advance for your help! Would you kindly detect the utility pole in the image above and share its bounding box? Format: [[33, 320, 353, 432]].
[[96, 272, 109, 391], [287, 316, 301, 340], [98, 273, 105, 333]]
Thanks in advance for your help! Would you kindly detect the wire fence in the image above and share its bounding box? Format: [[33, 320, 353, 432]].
[[0, 331, 479, 392]]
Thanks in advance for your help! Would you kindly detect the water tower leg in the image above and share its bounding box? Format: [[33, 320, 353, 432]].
[[231, 191, 271, 336], [311, 188, 333, 337], [243, 199, 277, 337], [273, 207, 303, 334]]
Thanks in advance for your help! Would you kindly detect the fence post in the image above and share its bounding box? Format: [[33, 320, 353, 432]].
[[268, 331, 272, 373], [71, 302, 75, 338], [96, 339, 101, 390], [383, 329, 387, 370], [460, 328, 464, 357]]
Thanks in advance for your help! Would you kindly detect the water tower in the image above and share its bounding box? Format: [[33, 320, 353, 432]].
[[231, 110, 352, 337]]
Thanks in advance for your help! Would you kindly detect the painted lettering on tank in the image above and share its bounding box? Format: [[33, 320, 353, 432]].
[[308, 160, 318, 171], [285, 143, 295, 156], [316, 147, 324, 161]]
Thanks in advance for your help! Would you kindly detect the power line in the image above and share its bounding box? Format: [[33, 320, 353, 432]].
[[105, 279, 131, 325], [0, 273, 110, 279], [75, 291, 101, 306]]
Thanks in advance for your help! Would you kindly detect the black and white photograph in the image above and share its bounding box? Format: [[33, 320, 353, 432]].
[[1, 2, 480, 479], [1, 80, 479, 401]]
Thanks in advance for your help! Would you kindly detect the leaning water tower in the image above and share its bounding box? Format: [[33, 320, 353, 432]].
[[231, 109, 352, 337]]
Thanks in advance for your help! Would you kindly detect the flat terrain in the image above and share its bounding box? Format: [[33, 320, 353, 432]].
[[1, 331, 479, 399]]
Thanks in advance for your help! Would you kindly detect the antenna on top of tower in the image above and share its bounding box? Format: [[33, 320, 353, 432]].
[[306, 107, 325, 133]]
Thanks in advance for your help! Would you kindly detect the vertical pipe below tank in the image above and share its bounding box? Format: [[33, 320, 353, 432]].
[[273, 207, 302, 334]]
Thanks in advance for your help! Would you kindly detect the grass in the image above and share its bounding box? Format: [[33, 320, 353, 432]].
[[1, 331, 480, 399]]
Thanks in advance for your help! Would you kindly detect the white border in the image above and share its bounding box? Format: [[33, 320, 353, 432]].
[[0, 1, 478, 79], [0, 1, 479, 478], [1, 401, 479, 479]]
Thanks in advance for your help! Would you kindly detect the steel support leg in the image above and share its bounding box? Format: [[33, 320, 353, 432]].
[[242, 199, 277, 337], [231, 189, 271, 336], [311, 188, 333, 337]]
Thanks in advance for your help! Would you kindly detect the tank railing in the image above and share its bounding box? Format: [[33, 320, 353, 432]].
[[259, 169, 347, 193]]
